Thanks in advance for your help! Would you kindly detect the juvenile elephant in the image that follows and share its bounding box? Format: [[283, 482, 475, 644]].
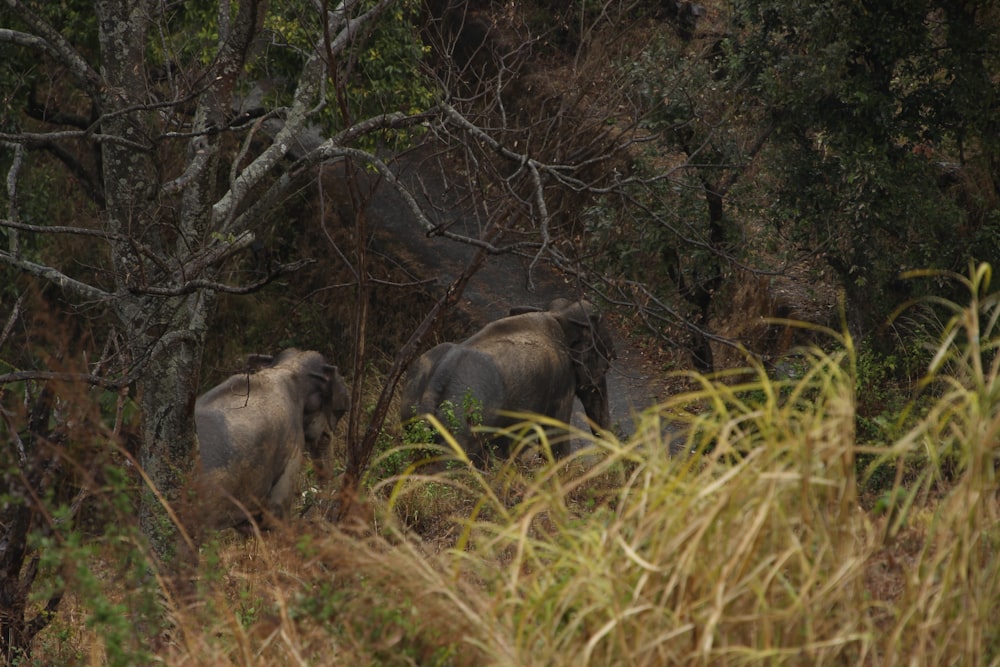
[[400, 298, 616, 466], [195, 348, 349, 532]]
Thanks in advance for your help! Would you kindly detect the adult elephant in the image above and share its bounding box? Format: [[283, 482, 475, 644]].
[[400, 298, 616, 466], [194, 348, 349, 532]]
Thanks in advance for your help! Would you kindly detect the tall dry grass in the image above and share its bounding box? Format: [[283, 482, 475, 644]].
[[35, 265, 1000, 665]]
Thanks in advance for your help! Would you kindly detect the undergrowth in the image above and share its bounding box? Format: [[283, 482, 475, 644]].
[[21, 263, 1000, 665]]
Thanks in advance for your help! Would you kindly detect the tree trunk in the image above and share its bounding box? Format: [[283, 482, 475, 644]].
[[95, 0, 205, 568], [131, 294, 212, 566], [0, 387, 63, 665]]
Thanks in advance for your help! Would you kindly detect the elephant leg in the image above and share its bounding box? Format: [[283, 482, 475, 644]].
[[466, 437, 491, 469], [549, 439, 572, 460], [544, 395, 577, 460], [265, 451, 303, 526], [306, 432, 334, 482], [198, 469, 253, 532]]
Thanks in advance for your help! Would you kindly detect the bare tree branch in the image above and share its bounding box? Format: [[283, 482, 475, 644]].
[[138, 259, 315, 297], [0, 370, 122, 388], [0, 28, 51, 55], [171, 229, 257, 283], [0, 251, 112, 303], [213, 0, 396, 233], [0, 218, 117, 241], [4, 141, 24, 256], [0, 1, 101, 95], [0, 128, 149, 151], [0, 292, 26, 350]]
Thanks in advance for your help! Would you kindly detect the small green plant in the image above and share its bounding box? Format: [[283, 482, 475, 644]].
[[461, 391, 484, 428], [385, 391, 489, 477], [371, 413, 447, 480], [27, 473, 162, 667], [436, 399, 460, 434], [403, 414, 437, 445]]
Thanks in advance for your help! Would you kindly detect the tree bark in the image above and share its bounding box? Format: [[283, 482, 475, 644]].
[[0, 387, 62, 666], [94, 0, 205, 567]]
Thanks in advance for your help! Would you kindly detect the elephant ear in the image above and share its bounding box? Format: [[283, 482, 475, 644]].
[[323, 364, 350, 420], [552, 300, 615, 390], [299, 355, 327, 404]]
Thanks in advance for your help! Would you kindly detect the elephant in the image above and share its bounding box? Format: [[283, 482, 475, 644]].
[[400, 298, 616, 466], [194, 348, 349, 532]]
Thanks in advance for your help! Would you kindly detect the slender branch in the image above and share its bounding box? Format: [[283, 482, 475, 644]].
[[0, 370, 122, 388], [0, 6, 101, 95], [327, 110, 431, 145], [0, 218, 181, 287], [0, 220, 263, 297], [137, 259, 315, 297], [0, 292, 26, 350], [161, 134, 212, 196], [213, 0, 395, 231], [258, 116, 530, 256], [339, 237, 492, 520], [0, 27, 50, 52], [172, 229, 256, 282], [0, 128, 149, 151], [0, 251, 112, 303], [525, 161, 550, 290], [4, 141, 25, 256], [0, 326, 199, 390], [0, 218, 117, 241]]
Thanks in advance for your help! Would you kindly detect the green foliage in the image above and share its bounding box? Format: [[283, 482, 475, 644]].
[[855, 348, 911, 439], [460, 391, 484, 429], [886, 263, 1000, 480], [254, 0, 435, 149], [618, 32, 732, 252], [20, 463, 160, 667], [375, 398, 475, 482], [391, 390, 486, 472], [0, 0, 99, 129], [726, 0, 1000, 333], [0, 370, 160, 664], [369, 422, 421, 481], [402, 413, 437, 446], [146, 1, 218, 69], [580, 0, 999, 367], [438, 391, 485, 434], [583, 29, 759, 364]]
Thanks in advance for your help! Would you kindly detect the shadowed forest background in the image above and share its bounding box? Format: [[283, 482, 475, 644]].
[[2, 0, 999, 664]]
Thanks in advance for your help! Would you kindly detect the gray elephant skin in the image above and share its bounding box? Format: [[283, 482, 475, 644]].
[[194, 348, 349, 532], [400, 298, 616, 466]]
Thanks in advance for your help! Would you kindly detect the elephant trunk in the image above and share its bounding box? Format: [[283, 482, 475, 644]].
[[577, 377, 611, 435]]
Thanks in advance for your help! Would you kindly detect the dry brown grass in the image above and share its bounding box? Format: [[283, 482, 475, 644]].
[[24, 264, 1000, 666]]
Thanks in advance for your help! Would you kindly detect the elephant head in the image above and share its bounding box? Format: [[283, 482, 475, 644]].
[[248, 349, 350, 458], [547, 298, 616, 433]]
